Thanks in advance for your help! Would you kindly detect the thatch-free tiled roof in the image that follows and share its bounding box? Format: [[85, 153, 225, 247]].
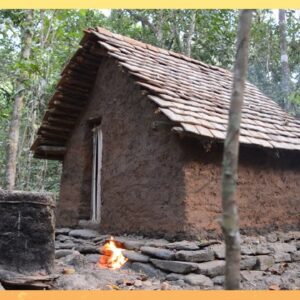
[[32, 27, 300, 159]]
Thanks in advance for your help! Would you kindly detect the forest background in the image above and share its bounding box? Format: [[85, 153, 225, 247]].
[[0, 9, 299, 195]]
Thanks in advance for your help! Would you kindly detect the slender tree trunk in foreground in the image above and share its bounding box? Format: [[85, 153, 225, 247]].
[[5, 10, 33, 191], [279, 9, 291, 111], [221, 9, 253, 290]]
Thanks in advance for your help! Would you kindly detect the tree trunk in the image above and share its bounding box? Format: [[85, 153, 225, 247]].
[[183, 10, 197, 57], [221, 9, 253, 290], [279, 9, 291, 111], [171, 10, 183, 53], [5, 10, 33, 191]]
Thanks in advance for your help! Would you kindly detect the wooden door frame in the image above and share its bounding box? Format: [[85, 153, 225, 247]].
[[91, 125, 102, 223]]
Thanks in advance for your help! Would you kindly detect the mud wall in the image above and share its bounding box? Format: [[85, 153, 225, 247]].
[[57, 57, 300, 238], [57, 58, 188, 237], [182, 139, 300, 238]]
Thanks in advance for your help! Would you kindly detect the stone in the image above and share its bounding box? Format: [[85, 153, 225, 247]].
[[56, 234, 73, 242], [241, 270, 264, 282], [134, 279, 143, 287], [166, 273, 184, 281], [93, 235, 110, 243], [144, 239, 170, 248], [184, 274, 214, 288], [256, 245, 272, 255], [241, 245, 256, 255], [265, 275, 283, 287], [142, 281, 153, 287], [175, 249, 214, 262], [295, 241, 300, 250], [281, 269, 300, 290], [175, 279, 186, 287], [212, 275, 224, 285], [241, 244, 270, 255], [240, 256, 257, 270], [85, 254, 100, 264], [69, 229, 99, 240], [55, 242, 75, 250], [165, 241, 199, 251], [130, 262, 166, 278], [241, 236, 261, 244], [291, 251, 300, 261], [123, 240, 144, 250], [63, 267, 76, 275], [55, 228, 71, 235], [197, 260, 225, 277], [268, 242, 297, 253], [273, 252, 292, 263], [150, 259, 198, 274], [123, 250, 149, 263], [256, 255, 275, 271], [266, 233, 278, 243], [55, 242, 63, 249], [75, 245, 100, 254], [268, 263, 287, 275], [160, 282, 171, 290], [268, 284, 281, 290], [63, 253, 88, 270], [141, 246, 175, 260], [198, 240, 221, 248], [55, 273, 101, 290], [277, 232, 300, 242], [209, 244, 225, 259], [288, 231, 300, 240], [55, 250, 79, 259]]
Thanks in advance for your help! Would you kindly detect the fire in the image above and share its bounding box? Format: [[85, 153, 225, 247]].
[[99, 237, 128, 269]]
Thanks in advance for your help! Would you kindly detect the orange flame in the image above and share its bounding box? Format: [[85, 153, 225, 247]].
[[99, 237, 128, 269]]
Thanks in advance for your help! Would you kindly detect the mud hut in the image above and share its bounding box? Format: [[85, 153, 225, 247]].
[[31, 27, 300, 238]]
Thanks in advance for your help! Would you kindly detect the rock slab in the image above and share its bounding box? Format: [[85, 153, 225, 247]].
[[55, 250, 80, 259], [256, 255, 275, 271], [69, 229, 99, 239], [166, 241, 199, 251], [141, 246, 175, 260], [268, 243, 297, 253], [130, 262, 166, 278], [175, 249, 214, 262], [240, 256, 257, 270], [291, 251, 300, 261], [150, 259, 199, 274], [184, 274, 214, 288], [123, 250, 149, 263], [210, 244, 225, 259], [197, 260, 225, 277], [55, 228, 71, 235]]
